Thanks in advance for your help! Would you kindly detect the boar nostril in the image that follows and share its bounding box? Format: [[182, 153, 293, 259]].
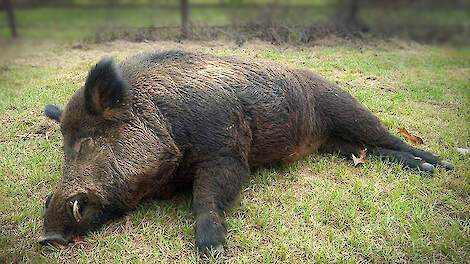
[[38, 234, 68, 245]]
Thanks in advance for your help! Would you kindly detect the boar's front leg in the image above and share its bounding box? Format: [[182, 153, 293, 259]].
[[192, 156, 250, 257]]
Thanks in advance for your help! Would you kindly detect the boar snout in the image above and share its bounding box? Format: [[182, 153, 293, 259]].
[[38, 233, 68, 246]]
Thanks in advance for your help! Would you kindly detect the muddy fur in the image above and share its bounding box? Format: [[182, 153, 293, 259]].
[[40, 50, 453, 255]]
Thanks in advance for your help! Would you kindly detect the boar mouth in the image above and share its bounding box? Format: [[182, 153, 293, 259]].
[[38, 233, 84, 248]]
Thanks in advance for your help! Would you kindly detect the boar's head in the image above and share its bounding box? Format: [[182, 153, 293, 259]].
[[39, 57, 180, 246]]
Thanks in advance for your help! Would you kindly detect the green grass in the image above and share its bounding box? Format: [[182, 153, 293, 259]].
[[0, 39, 469, 263]]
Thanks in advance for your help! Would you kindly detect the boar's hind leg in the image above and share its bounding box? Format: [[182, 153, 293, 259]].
[[320, 136, 435, 171], [321, 137, 422, 170], [318, 84, 452, 171], [323, 134, 452, 173], [370, 146, 437, 172], [192, 156, 250, 257], [369, 134, 454, 171], [404, 143, 453, 170], [322, 123, 452, 172]]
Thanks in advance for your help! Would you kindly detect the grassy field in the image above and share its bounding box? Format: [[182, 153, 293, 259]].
[[0, 39, 469, 263]]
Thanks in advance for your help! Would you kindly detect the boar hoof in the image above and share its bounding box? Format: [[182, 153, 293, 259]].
[[419, 162, 435, 173], [439, 160, 454, 171]]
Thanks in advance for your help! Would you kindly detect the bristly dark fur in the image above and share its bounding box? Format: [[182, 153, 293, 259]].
[[84, 57, 129, 115], [44, 104, 62, 122], [41, 50, 453, 257]]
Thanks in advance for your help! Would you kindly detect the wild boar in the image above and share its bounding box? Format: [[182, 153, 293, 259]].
[[39, 51, 453, 256]]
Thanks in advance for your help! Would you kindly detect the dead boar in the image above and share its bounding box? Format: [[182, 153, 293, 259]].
[[39, 51, 453, 256]]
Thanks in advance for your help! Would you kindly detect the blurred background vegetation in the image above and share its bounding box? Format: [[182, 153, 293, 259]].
[[1, 0, 469, 45]]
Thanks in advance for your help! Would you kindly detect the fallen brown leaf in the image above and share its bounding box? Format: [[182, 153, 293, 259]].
[[352, 149, 368, 167], [398, 127, 423, 145]]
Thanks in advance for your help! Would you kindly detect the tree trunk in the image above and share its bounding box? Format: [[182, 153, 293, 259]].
[[347, 0, 359, 25], [107, 0, 118, 8], [3, 0, 18, 38], [181, 0, 189, 39]]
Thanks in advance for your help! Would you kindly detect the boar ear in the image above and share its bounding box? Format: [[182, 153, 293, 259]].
[[84, 57, 129, 115], [44, 104, 62, 123]]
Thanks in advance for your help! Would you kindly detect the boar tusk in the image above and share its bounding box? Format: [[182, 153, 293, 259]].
[[72, 200, 82, 222]]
